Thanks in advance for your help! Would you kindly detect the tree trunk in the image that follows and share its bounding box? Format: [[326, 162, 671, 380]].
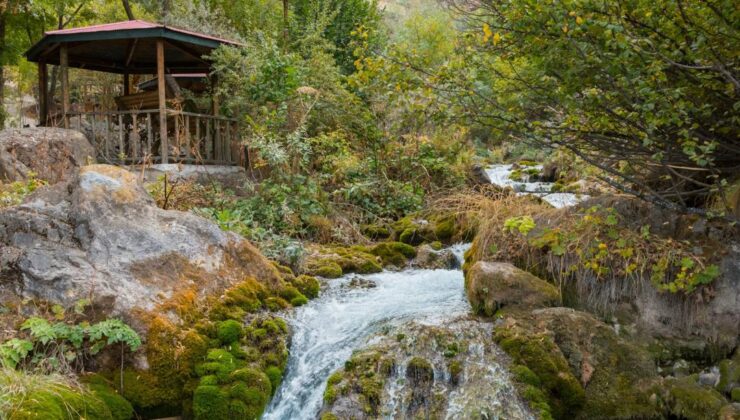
[[122, 0, 135, 20]]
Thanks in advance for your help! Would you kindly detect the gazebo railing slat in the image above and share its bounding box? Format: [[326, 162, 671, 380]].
[[66, 108, 240, 166]]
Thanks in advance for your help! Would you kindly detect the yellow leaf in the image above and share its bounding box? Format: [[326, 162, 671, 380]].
[[569, 11, 576, 17], [493, 32, 501, 45], [562, 24, 569, 33], [483, 23, 492, 43], [576, 16, 583, 25]]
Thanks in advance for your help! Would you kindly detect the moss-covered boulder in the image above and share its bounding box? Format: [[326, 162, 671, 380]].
[[658, 376, 727, 420], [495, 308, 661, 420], [466, 261, 559, 316], [368, 241, 416, 267], [304, 245, 383, 278]]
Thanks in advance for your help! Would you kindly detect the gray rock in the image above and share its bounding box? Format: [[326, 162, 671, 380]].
[[699, 367, 721, 387], [0, 164, 281, 331], [413, 245, 459, 270], [0, 127, 95, 183], [468, 164, 492, 185], [465, 261, 560, 316]]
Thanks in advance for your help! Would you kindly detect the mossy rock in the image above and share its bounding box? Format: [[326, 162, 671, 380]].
[[292, 275, 320, 299], [433, 217, 455, 242], [309, 260, 343, 278], [217, 320, 244, 344], [661, 376, 726, 420], [494, 323, 585, 418], [465, 261, 559, 316], [717, 357, 740, 394], [406, 357, 434, 385], [361, 224, 391, 240], [321, 350, 394, 417], [370, 242, 417, 267]]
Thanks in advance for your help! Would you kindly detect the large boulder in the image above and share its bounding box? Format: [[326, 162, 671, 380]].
[[0, 127, 95, 183], [0, 164, 282, 331], [495, 307, 661, 419], [465, 261, 559, 315]]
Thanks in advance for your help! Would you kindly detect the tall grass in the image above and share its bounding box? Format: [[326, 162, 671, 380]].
[[0, 368, 86, 419]]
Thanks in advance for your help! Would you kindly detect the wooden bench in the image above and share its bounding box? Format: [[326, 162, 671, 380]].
[[115, 90, 160, 111]]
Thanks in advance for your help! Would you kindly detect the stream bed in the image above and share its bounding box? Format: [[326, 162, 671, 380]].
[[263, 164, 572, 419]]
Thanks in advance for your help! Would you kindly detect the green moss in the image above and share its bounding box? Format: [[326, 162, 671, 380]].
[[433, 217, 455, 242], [321, 413, 339, 420], [355, 259, 383, 274], [717, 358, 740, 393], [430, 241, 443, 251], [511, 364, 541, 387], [10, 385, 114, 420], [663, 377, 725, 420], [290, 295, 309, 306], [310, 261, 343, 278], [293, 275, 320, 299], [361, 224, 391, 240], [448, 360, 463, 386], [494, 326, 585, 418], [265, 366, 283, 393], [217, 320, 244, 344], [370, 242, 417, 266], [732, 387, 740, 402], [406, 357, 434, 384], [193, 385, 228, 420]]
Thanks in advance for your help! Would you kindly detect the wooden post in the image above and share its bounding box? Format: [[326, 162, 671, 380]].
[[60, 44, 70, 129], [37, 61, 48, 126], [211, 75, 220, 162], [156, 39, 168, 164], [123, 73, 130, 96]]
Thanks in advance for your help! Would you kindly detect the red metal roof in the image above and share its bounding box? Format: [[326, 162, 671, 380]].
[[45, 20, 240, 46]]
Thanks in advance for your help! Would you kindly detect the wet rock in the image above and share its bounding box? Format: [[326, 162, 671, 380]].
[[320, 319, 532, 419], [465, 261, 559, 316], [405, 357, 434, 418], [0, 127, 95, 183], [673, 359, 691, 377], [468, 163, 492, 185], [0, 164, 282, 332], [699, 367, 721, 387], [413, 244, 459, 270], [344, 276, 377, 289]]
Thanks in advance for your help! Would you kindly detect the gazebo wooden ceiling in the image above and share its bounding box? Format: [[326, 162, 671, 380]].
[[25, 20, 240, 74], [23, 20, 241, 165]]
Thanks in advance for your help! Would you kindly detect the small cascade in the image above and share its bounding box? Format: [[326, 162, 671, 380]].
[[485, 164, 588, 208], [262, 243, 530, 419]]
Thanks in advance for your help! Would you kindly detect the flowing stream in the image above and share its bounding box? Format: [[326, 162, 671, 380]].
[[264, 164, 571, 419], [486, 164, 588, 208]]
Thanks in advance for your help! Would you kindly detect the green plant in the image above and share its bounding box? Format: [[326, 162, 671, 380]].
[[504, 216, 536, 235], [0, 174, 46, 208], [1, 317, 140, 373]]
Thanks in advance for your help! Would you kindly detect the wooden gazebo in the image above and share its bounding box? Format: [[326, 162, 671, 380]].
[[25, 20, 241, 165]]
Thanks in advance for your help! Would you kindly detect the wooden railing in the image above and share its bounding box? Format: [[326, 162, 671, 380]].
[[67, 109, 240, 165]]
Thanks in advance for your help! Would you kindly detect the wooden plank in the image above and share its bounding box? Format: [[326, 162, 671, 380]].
[[206, 118, 212, 160], [146, 112, 152, 157], [123, 73, 130, 96], [156, 39, 168, 164], [131, 113, 138, 158], [185, 115, 191, 159], [214, 119, 221, 161], [118, 114, 124, 159], [37, 61, 48, 126], [60, 44, 70, 129], [174, 114, 180, 159], [195, 116, 201, 158]]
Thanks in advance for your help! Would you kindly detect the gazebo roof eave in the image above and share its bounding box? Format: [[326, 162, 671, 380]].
[[24, 23, 241, 71]]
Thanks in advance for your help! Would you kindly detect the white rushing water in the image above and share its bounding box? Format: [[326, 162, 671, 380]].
[[263, 265, 471, 419], [485, 164, 588, 208]]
